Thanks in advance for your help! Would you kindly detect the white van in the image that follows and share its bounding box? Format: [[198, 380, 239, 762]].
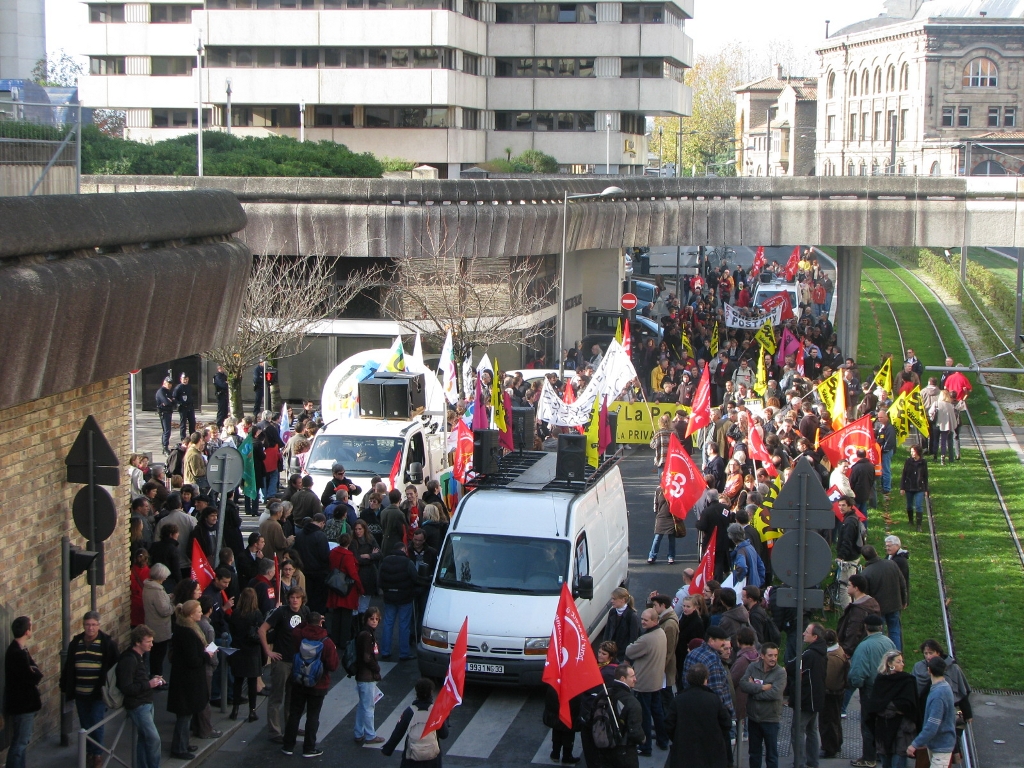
[[751, 275, 800, 313], [417, 451, 629, 686]]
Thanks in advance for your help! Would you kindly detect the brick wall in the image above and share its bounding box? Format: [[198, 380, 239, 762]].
[[0, 376, 131, 746]]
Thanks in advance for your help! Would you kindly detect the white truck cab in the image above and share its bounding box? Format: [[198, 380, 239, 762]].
[[751, 275, 800, 313], [417, 450, 629, 686]]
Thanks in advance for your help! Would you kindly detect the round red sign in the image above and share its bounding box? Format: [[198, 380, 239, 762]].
[[620, 293, 638, 310]]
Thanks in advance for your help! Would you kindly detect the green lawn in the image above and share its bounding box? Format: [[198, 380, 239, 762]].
[[967, 247, 1018, 294]]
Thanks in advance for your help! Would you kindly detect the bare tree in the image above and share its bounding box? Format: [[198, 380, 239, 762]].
[[380, 233, 555, 386], [208, 253, 382, 418]]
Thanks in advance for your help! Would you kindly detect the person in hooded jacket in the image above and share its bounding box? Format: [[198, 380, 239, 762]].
[[294, 513, 331, 613], [865, 650, 918, 768], [787, 623, 828, 768], [728, 523, 765, 588], [885, 536, 910, 606], [602, 588, 641, 663], [381, 677, 450, 767], [665, 663, 731, 768], [327, 532, 364, 648], [282, 612, 340, 758], [899, 444, 929, 531], [190, 506, 220, 562]]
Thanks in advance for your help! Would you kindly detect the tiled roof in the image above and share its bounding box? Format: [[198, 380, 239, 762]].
[[971, 131, 1024, 140], [735, 76, 816, 93]]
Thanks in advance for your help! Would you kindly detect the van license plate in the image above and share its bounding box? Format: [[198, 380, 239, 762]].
[[467, 663, 504, 674]]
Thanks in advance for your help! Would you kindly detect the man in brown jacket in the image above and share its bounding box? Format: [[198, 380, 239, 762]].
[[260, 501, 295, 565], [625, 608, 668, 756], [836, 573, 881, 657], [821, 628, 849, 758], [652, 594, 679, 707]]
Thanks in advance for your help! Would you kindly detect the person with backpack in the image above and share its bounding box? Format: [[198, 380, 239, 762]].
[[728, 523, 765, 588], [282, 612, 339, 758], [259, 588, 310, 744], [59, 611, 120, 768], [327, 532, 364, 650], [595, 663, 645, 768], [353, 607, 384, 746], [381, 677, 450, 767], [666, 663, 732, 768], [228, 588, 265, 723]]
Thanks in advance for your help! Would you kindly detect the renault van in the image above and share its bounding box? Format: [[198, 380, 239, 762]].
[[417, 450, 629, 685]]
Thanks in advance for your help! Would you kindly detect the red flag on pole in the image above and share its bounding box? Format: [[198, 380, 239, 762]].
[[622, 319, 632, 358], [542, 584, 605, 728], [389, 447, 403, 491], [818, 414, 881, 474], [598, 397, 612, 457], [748, 424, 772, 463], [422, 618, 468, 736], [795, 344, 805, 376], [498, 388, 515, 452], [750, 246, 766, 278], [784, 246, 801, 281], [453, 420, 474, 484], [685, 364, 712, 439], [660, 434, 707, 519], [689, 528, 717, 596], [191, 539, 216, 591]]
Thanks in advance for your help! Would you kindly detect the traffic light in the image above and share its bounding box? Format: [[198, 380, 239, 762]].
[[68, 545, 99, 580], [265, 366, 278, 385]]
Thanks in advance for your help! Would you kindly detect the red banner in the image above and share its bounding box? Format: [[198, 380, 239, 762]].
[[750, 246, 766, 278], [542, 584, 604, 728], [191, 539, 216, 592], [622, 319, 632, 358], [828, 484, 866, 523], [762, 290, 795, 322], [784, 246, 801, 281], [453, 419, 474, 484], [422, 618, 468, 736], [748, 425, 771, 463], [818, 414, 881, 473], [685, 364, 712, 438], [661, 434, 707, 520], [689, 528, 717, 596], [598, 397, 612, 457]]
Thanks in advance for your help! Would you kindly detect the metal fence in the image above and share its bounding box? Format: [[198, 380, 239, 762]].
[[0, 100, 82, 196]]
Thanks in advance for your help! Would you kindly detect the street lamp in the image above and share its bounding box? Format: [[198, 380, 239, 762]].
[[196, 33, 204, 177], [558, 186, 626, 379], [605, 114, 612, 174], [225, 79, 232, 135]]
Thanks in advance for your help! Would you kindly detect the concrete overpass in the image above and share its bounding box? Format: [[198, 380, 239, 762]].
[[84, 175, 1024, 362]]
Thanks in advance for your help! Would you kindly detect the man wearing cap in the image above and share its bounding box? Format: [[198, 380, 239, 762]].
[[849, 615, 896, 768], [155, 376, 176, 455], [320, 464, 362, 508], [172, 372, 197, 442], [907, 657, 957, 768]]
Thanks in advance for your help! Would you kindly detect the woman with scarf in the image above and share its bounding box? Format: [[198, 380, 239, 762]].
[[865, 650, 919, 768]]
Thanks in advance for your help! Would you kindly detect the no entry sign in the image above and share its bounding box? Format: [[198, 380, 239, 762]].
[[620, 293, 638, 311]]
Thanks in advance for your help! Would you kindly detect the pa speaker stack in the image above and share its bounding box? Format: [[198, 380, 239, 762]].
[[555, 434, 587, 482]]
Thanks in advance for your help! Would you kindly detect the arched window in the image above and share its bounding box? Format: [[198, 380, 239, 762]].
[[900, 63, 910, 90], [886, 65, 896, 92], [930, 161, 941, 176], [871, 160, 880, 175], [860, 162, 867, 176], [847, 160, 855, 176], [973, 160, 1006, 176], [849, 72, 858, 96], [861, 70, 870, 94], [873, 67, 882, 93], [827, 72, 836, 99], [963, 58, 998, 87], [897, 162, 906, 176]]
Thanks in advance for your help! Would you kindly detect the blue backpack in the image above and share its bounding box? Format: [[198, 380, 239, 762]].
[[291, 637, 325, 687]]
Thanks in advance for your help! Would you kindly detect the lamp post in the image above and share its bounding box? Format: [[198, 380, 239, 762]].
[[196, 33, 204, 177], [558, 186, 625, 380], [658, 125, 664, 175], [299, 99, 305, 143], [225, 79, 232, 135], [605, 114, 612, 174]]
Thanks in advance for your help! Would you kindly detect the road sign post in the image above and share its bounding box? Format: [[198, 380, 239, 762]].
[[207, 445, 244, 567], [769, 458, 834, 768]]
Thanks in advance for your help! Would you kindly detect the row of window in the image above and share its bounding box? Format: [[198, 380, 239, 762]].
[[822, 104, 1017, 142], [204, 47, 458, 70], [494, 2, 684, 25], [828, 57, 1002, 100], [941, 105, 1016, 128], [492, 57, 683, 81], [89, 3, 202, 22]]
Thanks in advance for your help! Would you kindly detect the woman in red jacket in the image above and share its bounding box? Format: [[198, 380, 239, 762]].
[[327, 532, 364, 649], [130, 548, 151, 628]]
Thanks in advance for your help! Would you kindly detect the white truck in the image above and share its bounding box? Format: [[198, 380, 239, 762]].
[[307, 349, 449, 504]]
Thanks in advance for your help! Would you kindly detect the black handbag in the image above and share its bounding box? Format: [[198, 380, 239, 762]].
[[326, 569, 354, 596]]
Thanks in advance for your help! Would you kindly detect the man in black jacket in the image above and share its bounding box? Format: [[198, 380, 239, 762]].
[[320, 463, 363, 508], [4, 616, 43, 768], [598, 663, 646, 768], [294, 513, 331, 612], [861, 545, 908, 651], [835, 497, 864, 611], [788, 623, 827, 768], [696, 490, 734, 581], [172, 372, 197, 442], [213, 364, 229, 428], [59, 611, 120, 768], [848, 449, 876, 522], [874, 412, 897, 495], [378, 542, 419, 660], [117, 625, 164, 768], [155, 376, 176, 455]]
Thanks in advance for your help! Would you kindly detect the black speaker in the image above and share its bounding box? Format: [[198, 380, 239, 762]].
[[358, 379, 385, 417], [759, 272, 773, 283], [473, 429, 500, 475], [556, 433, 587, 482], [511, 407, 536, 451]]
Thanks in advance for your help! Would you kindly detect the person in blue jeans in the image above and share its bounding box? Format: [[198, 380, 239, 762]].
[[738, 642, 787, 768], [875, 412, 897, 494], [117, 625, 165, 768], [59, 611, 121, 768], [647, 487, 678, 564], [354, 608, 385, 745], [4, 616, 42, 768], [378, 542, 421, 660]]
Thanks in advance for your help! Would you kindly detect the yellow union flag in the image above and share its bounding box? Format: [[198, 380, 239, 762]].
[[817, 371, 840, 413], [681, 330, 694, 360], [873, 357, 893, 396], [905, 385, 930, 437], [585, 394, 602, 468], [888, 391, 912, 445], [710, 322, 720, 359], [754, 349, 768, 396], [491, 357, 507, 433], [754, 320, 777, 355]]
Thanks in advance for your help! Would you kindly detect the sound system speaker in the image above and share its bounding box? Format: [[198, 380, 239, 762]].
[[511, 407, 536, 451], [556, 434, 587, 482], [358, 373, 426, 419], [759, 272, 773, 283], [358, 379, 385, 417], [473, 429, 500, 475]]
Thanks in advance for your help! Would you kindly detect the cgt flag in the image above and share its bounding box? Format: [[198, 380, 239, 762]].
[[685, 364, 712, 439], [818, 414, 881, 472], [661, 434, 707, 520], [422, 618, 468, 736], [453, 420, 474, 484], [542, 584, 605, 728], [689, 528, 717, 595], [873, 357, 893, 397], [191, 539, 216, 591], [784, 246, 801, 281]]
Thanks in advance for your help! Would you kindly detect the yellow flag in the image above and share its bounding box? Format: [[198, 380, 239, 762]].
[[888, 392, 912, 445], [873, 357, 893, 396], [681, 330, 694, 360], [382, 336, 406, 372], [905, 385, 930, 437], [754, 349, 767, 396], [754, 320, 777, 355], [491, 357, 507, 433], [710, 322, 719, 359], [615, 318, 623, 345], [585, 393, 602, 468], [754, 475, 783, 542], [830, 372, 847, 430], [816, 371, 840, 412]]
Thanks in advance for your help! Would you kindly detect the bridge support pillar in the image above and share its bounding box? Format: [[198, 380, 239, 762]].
[[835, 246, 862, 364]]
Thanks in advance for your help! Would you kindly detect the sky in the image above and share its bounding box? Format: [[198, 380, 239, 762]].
[[44, 0, 890, 76]]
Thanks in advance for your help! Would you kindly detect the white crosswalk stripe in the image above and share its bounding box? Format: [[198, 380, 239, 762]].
[[446, 688, 530, 758], [362, 688, 418, 750]]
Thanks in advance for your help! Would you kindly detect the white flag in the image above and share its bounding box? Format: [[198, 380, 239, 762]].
[[438, 331, 459, 405], [476, 353, 492, 375], [408, 332, 426, 374], [540, 340, 639, 426]]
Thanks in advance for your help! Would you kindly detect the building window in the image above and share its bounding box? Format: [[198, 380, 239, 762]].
[[963, 58, 997, 88], [462, 0, 480, 18], [885, 110, 895, 140], [463, 53, 479, 75], [152, 108, 210, 127], [958, 107, 970, 127], [620, 3, 667, 23], [1005, 107, 1017, 127], [826, 72, 835, 99], [861, 70, 869, 95], [930, 161, 941, 176], [621, 58, 667, 78], [151, 56, 193, 75], [862, 112, 870, 140], [621, 112, 643, 135], [847, 160, 854, 176], [231, 105, 299, 127], [886, 65, 895, 92], [89, 3, 125, 22], [364, 106, 448, 127], [206, 46, 454, 69], [462, 108, 479, 129], [89, 56, 126, 75], [826, 115, 836, 142], [873, 67, 882, 93], [495, 3, 596, 23], [874, 111, 882, 140], [494, 110, 595, 131], [860, 162, 867, 176], [989, 106, 1001, 127], [848, 114, 857, 141], [849, 72, 857, 97], [941, 106, 954, 127], [150, 4, 200, 22], [900, 63, 909, 90], [900, 109, 908, 140], [496, 57, 596, 77], [313, 105, 354, 126]]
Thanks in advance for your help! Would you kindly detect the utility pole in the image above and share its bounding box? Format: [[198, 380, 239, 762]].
[[889, 112, 898, 173], [225, 79, 232, 135], [196, 34, 204, 177], [962, 141, 972, 280]]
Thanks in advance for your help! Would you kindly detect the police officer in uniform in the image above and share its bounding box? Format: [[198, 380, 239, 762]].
[[156, 377, 176, 455], [253, 360, 266, 417], [172, 372, 196, 441], [213, 365, 229, 428]]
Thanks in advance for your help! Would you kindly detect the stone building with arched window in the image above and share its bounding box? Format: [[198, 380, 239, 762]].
[[815, 0, 1024, 177]]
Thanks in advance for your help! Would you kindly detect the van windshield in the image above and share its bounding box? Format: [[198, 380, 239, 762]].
[[753, 288, 793, 307], [306, 435, 403, 475], [435, 534, 569, 596]]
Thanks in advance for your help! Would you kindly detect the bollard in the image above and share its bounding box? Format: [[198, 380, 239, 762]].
[[220, 648, 229, 714], [78, 728, 88, 768]]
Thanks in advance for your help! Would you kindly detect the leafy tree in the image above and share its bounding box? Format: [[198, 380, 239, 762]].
[[31, 50, 84, 87], [482, 149, 559, 174]]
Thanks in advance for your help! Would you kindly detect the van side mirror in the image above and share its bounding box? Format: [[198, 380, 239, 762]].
[[407, 462, 424, 484], [575, 575, 594, 600]]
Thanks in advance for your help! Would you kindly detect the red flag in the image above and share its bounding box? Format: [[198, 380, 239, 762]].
[[542, 584, 604, 728], [191, 539, 216, 591], [471, 375, 490, 431], [622, 319, 632, 358], [661, 434, 707, 519], [422, 618, 468, 736], [685, 364, 712, 439], [827, 484, 867, 523], [818, 414, 881, 474], [748, 424, 771, 463], [389, 448, 403, 491], [499, 389, 515, 452], [750, 246, 766, 278], [795, 344, 805, 376], [689, 528, 717, 596], [563, 382, 585, 435], [784, 246, 800, 281], [763, 290, 795, 322], [453, 420, 474, 484], [598, 397, 612, 457]]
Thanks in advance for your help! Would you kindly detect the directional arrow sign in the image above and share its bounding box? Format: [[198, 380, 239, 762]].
[[771, 458, 834, 530], [65, 415, 120, 486]]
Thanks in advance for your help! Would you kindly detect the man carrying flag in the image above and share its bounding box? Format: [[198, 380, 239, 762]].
[[661, 434, 707, 520], [543, 584, 605, 729], [689, 529, 717, 596]]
